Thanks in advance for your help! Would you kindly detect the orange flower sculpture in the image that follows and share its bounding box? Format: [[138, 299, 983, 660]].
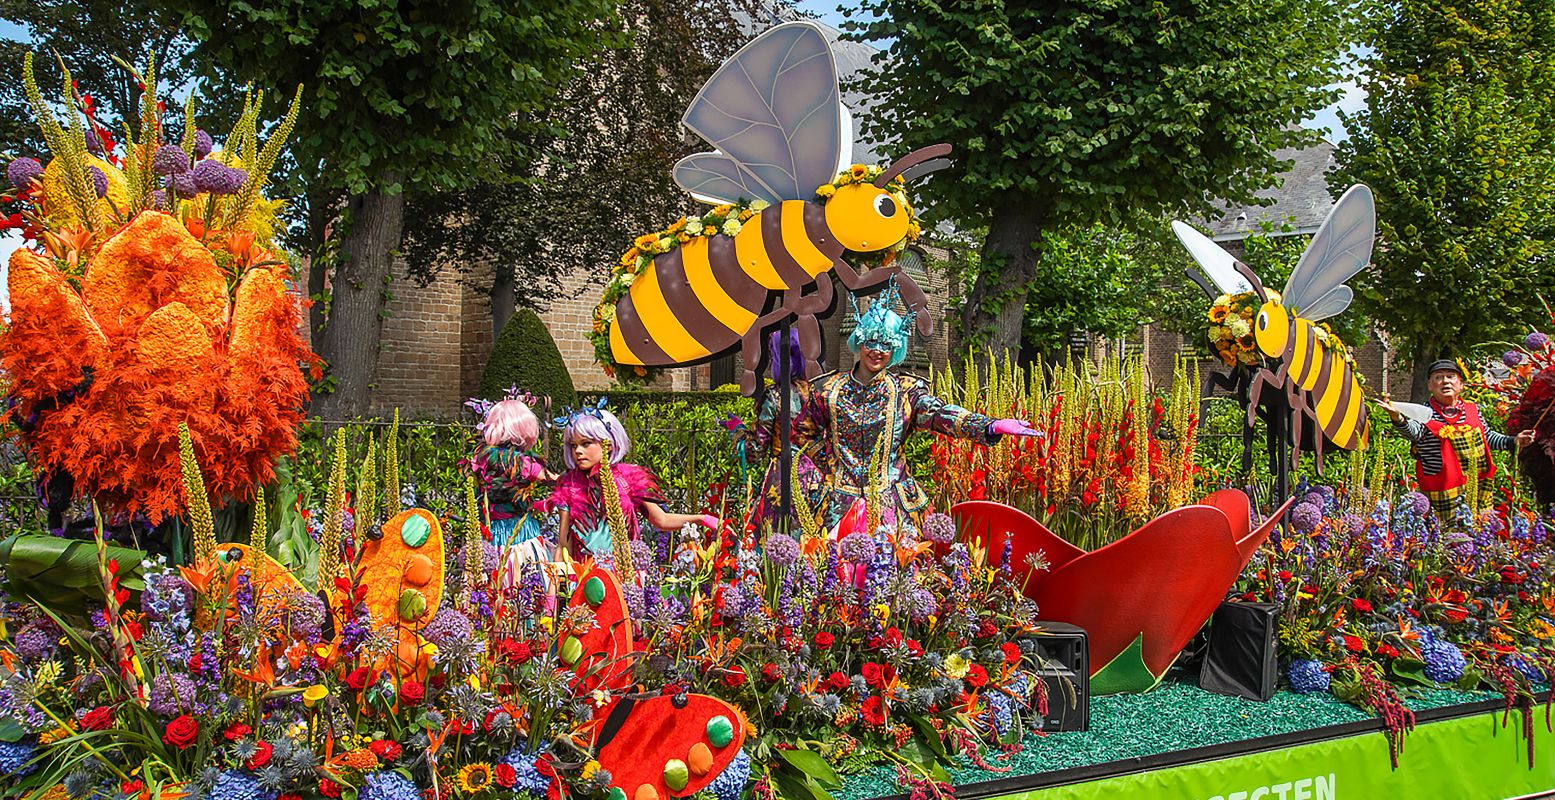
[[2, 212, 315, 521]]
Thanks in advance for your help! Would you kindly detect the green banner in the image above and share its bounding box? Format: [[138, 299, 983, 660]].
[[992, 711, 1555, 799]]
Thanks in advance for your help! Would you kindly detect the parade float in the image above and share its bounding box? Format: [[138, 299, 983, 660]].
[[2, 21, 1554, 800]]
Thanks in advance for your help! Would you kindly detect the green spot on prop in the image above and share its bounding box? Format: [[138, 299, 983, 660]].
[[662, 759, 689, 792], [560, 636, 583, 665], [705, 715, 734, 748], [397, 589, 427, 621], [584, 576, 606, 606], [400, 514, 431, 547], [605, 789, 626, 800]]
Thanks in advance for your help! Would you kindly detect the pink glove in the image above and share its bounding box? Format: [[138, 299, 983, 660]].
[[989, 418, 1041, 437], [699, 514, 723, 530]]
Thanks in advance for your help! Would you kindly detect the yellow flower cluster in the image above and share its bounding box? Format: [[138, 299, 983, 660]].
[[1205, 292, 1265, 367], [612, 198, 772, 283]]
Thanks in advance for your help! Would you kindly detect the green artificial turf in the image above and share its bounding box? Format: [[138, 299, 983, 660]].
[[832, 682, 1505, 799]]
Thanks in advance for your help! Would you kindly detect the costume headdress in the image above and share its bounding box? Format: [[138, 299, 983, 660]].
[[847, 276, 916, 368], [465, 385, 540, 437], [551, 396, 611, 431]]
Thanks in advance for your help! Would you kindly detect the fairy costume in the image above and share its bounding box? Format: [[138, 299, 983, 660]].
[[470, 443, 549, 546], [811, 285, 1000, 529], [545, 464, 666, 561]]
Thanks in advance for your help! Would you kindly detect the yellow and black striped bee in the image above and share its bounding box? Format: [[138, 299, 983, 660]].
[[604, 21, 950, 393], [1173, 184, 1376, 466]]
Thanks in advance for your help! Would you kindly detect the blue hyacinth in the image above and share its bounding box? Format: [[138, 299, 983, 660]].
[[499, 749, 552, 798], [360, 771, 419, 800], [1287, 659, 1330, 694], [706, 750, 752, 800], [1419, 633, 1466, 683]]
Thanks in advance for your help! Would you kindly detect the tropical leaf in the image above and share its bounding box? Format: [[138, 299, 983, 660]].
[[0, 534, 144, 613]]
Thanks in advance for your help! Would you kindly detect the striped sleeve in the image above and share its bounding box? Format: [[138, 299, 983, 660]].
[[1487, 430, 1518, 452]]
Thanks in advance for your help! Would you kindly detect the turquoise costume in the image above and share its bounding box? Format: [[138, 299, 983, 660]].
[[470, 443, 548, 546]]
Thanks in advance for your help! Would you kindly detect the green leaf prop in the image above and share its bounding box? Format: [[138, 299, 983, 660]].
[[0, 534, 145, 613], [776, 748, 843, 790]]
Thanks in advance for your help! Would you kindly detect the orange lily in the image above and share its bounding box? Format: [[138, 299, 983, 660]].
[[178, 560, 222, 595]]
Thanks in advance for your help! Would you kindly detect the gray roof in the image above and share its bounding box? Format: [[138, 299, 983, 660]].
[[1203, 139, 1338, 241]]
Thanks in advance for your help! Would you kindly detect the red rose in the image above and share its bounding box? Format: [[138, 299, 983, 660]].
[[977, 620, 998, 638], [187, 653, 203, 672], [813, 632, 834, 649], [883, 627, 903, 648], [368, 740, 403, 762], [720, 667, 747, 688], [80, 706, 114, 731], [223, 723, 252, 741], [346, 667, 373, 691], [497, 639, 533, 664], [761, 663, 782, 683], [860, 696, 886, 726], [536, 755, 557, 779], [162, 714, 199, 750], [1277, 570, 1293, 582], [907, 640, 924, 658], [965, 664, 989, 689], [399, 681, 426, 705], [1500, 567, 1525, 585], [494, 764, 517, 789], [861, 662, 885, 688], [319, 779, 343, 799], [248, 741, 273, 770], [1351, 598, 1373, 613], [1001, 642, 1022, 665], [828, 671, 849, 691], [278, 794, 303, 800]]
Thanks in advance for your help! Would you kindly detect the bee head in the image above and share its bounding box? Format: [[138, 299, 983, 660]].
[[825, 183, 911, 253], [1255, 301, 1290, 358]]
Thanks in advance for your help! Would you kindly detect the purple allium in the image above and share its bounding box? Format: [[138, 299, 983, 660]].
[[87, 166, 108, 197], [193, 129, 214, 159], [923, 513, 957, 545], [1289, 502, 1321, 534], [170, 172, 198, 198], [1419, 633, 1466, 683], [153, 144, 191, 176], [360, 770, 418, 800], [904, 587, 937, 622], [839, 532, 875, 564], [423, 608, 473, 649], [1527, 331, 1549, 351], [147, 189, 168, 207], [284, 592, 326, 638], [764, 533, 800, 567], [192, 159, 245, 195], [12, 626, 57, 661], [85, 130, 105, 155], [1401, 491, 1430, 517], [1341, 513, 1365, 537], [7, 156, 43, 189], [209, 770, 275, 800], [1504, 350, 1527, 367], [706, 749, 751, 800], [148, 671, 198, 716], [1287, 659, 1330, 693], [1303, 491, 1325, 509]]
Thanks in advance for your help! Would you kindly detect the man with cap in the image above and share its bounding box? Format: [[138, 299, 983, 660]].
[[1385, 359, 1535, 519]]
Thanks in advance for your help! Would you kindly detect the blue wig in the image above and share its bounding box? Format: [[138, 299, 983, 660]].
[[846, 278, 914, 368]]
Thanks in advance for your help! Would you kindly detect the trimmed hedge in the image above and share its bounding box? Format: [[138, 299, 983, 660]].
[[480, 308, 577, 408]]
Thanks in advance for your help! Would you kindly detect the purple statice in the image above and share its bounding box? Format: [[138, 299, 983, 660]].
[[422, 607, 473, 649], [923, 512, 957, 544], [1419, 632, 1466, 683], [193, 130, 215, 159], [153, 144, 191, 175], [149, 671, 199, 716], [87, 166, 108, 197], [360, 770, 418, 800], [1527, 331, 1549, 351], [12, 625, 57, 662], [1287, 659, 1330, 693], [839, 532, 875, 564], [764, 533, 800, 567], [1289, 502, 1321, 534], [209, 770, 275, 800], [7, 157, 43, 189], [1504, 350, 1527, 367], [500, 749, 553, 798]]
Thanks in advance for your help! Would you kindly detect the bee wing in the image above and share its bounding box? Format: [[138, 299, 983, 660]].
[[675, 21, 844, 203], [1297, 284, 1353, 322], [1281, 184, 1375, 312], [1170, 220, 1254, 296], [674, 153, 776, 206]]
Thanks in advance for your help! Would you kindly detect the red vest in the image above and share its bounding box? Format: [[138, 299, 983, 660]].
[[1415, 400, 1494, 494]]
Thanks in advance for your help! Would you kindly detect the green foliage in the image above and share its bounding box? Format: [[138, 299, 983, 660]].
[[1335, 0, 1555, 393], [480, 307, 578, 409], [845, 0, 1353, 357], [594, 392, 751, 512]]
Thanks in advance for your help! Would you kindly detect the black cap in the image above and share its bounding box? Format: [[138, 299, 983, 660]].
[[1427, 359, 1465, 378]]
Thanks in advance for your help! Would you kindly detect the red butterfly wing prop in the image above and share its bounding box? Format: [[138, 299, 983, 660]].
[[951, 500, 1086, 588], [566, 566, 636, 693], [595, 694, 747, 799]]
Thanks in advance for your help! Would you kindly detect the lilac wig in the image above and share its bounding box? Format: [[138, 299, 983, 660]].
[[766, 328, 809, 381], [483, 399, 540, 447], [562, 409, 630, 468]]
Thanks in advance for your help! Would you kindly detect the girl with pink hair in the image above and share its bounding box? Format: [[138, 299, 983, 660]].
[[469, 396, 555, 548]]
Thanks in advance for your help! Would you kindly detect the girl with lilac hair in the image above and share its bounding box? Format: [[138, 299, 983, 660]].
[[542, 405, 719, 563], [469, 396, 555, 548]]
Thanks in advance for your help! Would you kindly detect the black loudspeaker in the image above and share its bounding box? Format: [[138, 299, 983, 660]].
[[1028, 622, 1089, 731], [1199, 601, 1280, 701]]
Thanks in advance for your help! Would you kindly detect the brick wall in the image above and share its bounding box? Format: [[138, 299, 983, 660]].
[[370, 261, 473, 418]]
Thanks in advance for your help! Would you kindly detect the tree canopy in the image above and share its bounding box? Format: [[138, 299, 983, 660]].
[[844, 0, 1352, 362], [1334, 0, 1555, 399]]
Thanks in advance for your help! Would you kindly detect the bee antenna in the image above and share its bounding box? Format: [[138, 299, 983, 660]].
[[875, 144, 954, 187], [1234, 261, 1268, 302]]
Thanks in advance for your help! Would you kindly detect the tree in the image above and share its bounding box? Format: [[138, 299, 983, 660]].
[[160, 0, 623, 418], [1334, 0, 1555, 400], [400, 0, 766, 341], [480, 308, 577, 409], [844, 0, 1351, 364]]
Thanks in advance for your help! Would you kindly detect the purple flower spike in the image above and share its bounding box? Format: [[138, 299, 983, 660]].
[[85, 131, 105, 155], [153, 144, 191, 176], [87, 166, 108, 197], [6, 156, 43, 190], [193, 129, 214, 159], [1527, 331, 1549, 351]]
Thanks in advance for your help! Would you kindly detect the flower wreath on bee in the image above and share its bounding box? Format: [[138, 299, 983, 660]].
[[1205, 289, 1361, 382], [590, 164, 923, 387]]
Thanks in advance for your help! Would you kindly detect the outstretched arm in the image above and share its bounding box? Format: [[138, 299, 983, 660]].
[[641, 502, 720, 532]]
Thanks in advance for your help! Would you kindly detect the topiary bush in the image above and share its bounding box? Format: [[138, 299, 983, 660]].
[[480, 308, 577, 409]]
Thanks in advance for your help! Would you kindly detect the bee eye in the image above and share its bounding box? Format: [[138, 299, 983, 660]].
[[1257, 313, 1267, 331], [873, 194, 897, 218]]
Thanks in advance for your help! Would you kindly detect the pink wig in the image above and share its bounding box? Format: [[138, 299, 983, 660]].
[[483, 399, 540, 447]]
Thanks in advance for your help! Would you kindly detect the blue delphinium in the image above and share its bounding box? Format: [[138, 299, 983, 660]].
[[360, 770, 419, 800], [1287, 659, 1330, 694], [706, 750, 752, 800]]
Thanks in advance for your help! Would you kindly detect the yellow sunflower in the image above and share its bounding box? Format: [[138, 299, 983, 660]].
[[457, 763, 494, 794]]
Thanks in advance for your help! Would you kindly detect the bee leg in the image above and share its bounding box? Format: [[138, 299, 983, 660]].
[[796, 313, 823, 377], [738, 326, 766, 396], [1287, 385, 1305, 471], [894, 269, 935, 336]]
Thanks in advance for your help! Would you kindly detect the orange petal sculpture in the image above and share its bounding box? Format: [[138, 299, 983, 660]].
[[1, 210, 315, 522], [953, 489, 1291, 694]]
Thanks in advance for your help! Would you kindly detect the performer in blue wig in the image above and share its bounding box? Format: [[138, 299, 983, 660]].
[[810, 278, 1039, 529]]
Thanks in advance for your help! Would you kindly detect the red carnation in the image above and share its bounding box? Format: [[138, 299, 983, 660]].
[[827, 671, 849, 691], [248, 741, 273, 770], [80, 706, 114, 731], [813, 632, 834, 649], [860, 696, 886, 726], [346, 667, 373, 691], [1351, 598, 1373, 613], [494, 764, 517, 789], [162, 714, 199, 750], [965, 664, 990, 689], [368, 740, 403, 762], [761, 663, 782, 683], [1001, 642, 1022, 665], [319, 779, 343, 799], [977, 619, 998, 639], [399, 680, 426, 705]]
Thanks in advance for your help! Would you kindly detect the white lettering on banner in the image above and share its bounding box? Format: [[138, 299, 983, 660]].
[[1206, 774, 1333, 800]]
